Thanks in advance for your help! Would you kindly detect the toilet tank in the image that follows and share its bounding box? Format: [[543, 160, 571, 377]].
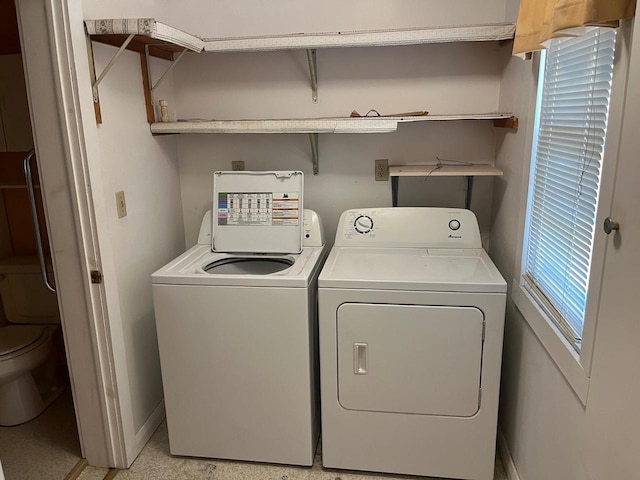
[[0, 256, 60, 324]]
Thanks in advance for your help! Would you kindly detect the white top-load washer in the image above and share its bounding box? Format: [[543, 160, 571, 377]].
[[318, 207, 506, 480], [152, 171, 326, 466]]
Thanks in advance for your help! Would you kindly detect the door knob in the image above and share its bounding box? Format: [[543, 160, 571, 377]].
[[603, 217, 620, 235]]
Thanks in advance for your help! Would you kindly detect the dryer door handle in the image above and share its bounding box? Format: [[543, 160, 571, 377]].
[[353, 343, 368, 375]]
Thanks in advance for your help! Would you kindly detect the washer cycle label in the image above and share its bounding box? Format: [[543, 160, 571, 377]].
[[218, 192, 299, 226]]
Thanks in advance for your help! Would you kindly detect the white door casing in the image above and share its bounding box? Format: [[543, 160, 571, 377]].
[[15, 0, 126, 468]]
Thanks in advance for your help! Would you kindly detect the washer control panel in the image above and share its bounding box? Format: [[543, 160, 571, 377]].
[[336, 208, 481, 248]]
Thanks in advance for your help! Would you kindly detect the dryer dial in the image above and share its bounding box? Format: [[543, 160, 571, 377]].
[[354, 215, 374, 234]]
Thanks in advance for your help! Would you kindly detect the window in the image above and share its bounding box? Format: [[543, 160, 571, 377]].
[[523, 28, 617, 351]]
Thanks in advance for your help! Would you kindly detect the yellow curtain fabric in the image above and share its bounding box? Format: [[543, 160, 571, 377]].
[[513, 0, 636, 54]]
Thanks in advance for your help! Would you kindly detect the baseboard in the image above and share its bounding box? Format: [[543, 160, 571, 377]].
[[498, 426, 521, 480], [124, 400, 165, 466]]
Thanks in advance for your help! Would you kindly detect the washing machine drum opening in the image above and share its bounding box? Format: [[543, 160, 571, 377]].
[[203, 257, 294, 275]]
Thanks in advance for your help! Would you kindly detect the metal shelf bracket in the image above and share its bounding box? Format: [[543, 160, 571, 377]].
[[90, 33, 135, 102], [308, 133, 319, 174], [306, 49, 318, 103], [147, 46, 189, 93]]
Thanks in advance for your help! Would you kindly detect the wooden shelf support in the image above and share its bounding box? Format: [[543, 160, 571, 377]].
[[493, 116, 519, 129], [141, 45, 189, 123]]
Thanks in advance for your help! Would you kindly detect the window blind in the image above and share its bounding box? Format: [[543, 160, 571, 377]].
[[524, 28, 616, 347]]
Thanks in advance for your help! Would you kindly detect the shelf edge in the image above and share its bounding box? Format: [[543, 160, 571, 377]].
[[203, 23, 516, 52]]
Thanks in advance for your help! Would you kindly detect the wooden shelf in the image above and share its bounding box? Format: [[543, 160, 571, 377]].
[[84, 19, 517, 121], [85, 19, 204, 124], [150, 113, 516, 135], [390, 164, 503, 177], [390, 163, 502, 208], [85, 18, 203, 60], [203, 23, 515, 52], [85, 20, 514, 57], [83, 18, 517, 178]]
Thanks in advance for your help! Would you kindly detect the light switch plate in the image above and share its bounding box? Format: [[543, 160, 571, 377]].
[[115, 191, 127, 218]]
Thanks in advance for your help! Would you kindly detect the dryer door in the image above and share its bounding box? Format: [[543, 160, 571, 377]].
[[337, 303, 483, 417]]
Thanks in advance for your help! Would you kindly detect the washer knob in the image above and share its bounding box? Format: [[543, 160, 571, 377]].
[[354, 215, 374, 234], [449, 219, 461, 231]]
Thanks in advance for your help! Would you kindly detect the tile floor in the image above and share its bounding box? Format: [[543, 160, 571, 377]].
[[0, 395, 508, 480], [0, 389, 81, 480], [110, 421, 508, 480]]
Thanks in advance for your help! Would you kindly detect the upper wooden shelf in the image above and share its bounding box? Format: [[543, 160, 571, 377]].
[[84, 20, 514, 59], [85, 18, 204, 60], [202, 23, 516, 52], [150, 113, 516, 135]]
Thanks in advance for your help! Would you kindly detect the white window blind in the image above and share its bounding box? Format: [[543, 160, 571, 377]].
[[524, 28, 616, 348]]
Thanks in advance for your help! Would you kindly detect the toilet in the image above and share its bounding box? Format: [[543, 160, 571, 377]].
[[0, 256, 64, 426]]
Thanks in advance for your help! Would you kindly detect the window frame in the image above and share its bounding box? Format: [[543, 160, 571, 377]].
[[513, 22, 631, 404]]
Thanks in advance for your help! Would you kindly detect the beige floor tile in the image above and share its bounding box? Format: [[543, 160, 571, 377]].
[[114, 421, 217, 480], [0, 390, 81, 480], [77, 465, 111, 480], [118, 422, 508, 480]]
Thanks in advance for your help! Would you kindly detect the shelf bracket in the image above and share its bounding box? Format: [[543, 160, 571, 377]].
[[494, 116, 519, 129], [465, 176, 474, 209], [308, 133, 319, 175], [151, 48, 188, 93], [86, 34, 102, 123], [91, 33, 135, 103], [306, 49, 318, 104], [391, 177, 399, 207], [142, 46, 189, 123]]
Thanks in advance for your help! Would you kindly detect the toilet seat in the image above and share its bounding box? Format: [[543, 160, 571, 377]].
[[0, 325, 45, 357]]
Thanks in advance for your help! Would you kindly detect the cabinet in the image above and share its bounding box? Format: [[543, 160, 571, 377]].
[[0, 53, 44, 260], [0, 55, 33, 152]]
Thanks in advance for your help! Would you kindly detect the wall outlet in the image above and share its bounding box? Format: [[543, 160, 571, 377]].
[[115, 191, 127, 218], [231, 161, 245, 171], [375, 159, 389, 181]]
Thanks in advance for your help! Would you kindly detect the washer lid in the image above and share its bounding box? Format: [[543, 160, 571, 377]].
[[213, 171, 304, 254], [0, 325, 45, 355]]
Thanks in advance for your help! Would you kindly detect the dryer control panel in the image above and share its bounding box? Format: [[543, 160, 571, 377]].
[[335, 207, 481, 249]]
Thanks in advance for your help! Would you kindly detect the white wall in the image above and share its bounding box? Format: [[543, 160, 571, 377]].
[[487, 3, 640, 480], [168, 0, 507, 38], [82, 0, 169, 23], [489, 26, 589, 480], [87, 42, 185, 435], [70, 0, 185, 459], [174, 40, 510, 245]]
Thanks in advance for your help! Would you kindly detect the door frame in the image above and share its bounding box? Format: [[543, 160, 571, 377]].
[[15, 0, 126, 467]]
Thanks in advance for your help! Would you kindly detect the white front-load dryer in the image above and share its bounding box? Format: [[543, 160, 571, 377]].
[[152, 171, 326, 466], [318, 208, 506, 480]]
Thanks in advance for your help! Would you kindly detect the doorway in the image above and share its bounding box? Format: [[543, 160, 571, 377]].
[[0, 0, 83, 477]]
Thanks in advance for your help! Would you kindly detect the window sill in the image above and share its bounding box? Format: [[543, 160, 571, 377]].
[[512, 283, 589, 405]]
